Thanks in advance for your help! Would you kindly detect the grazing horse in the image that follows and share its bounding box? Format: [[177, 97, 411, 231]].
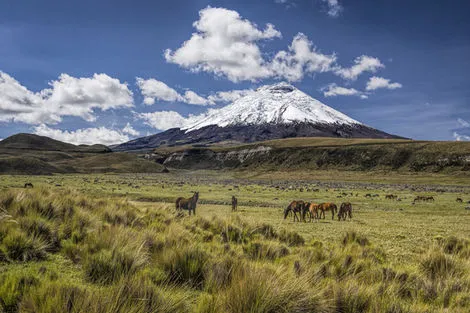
[[338, 202, 353, 221], [24, 183, 33, 188], [456, 198, 463, 203], [231, 196, 238, 211], [306, 203, 319, 221], [176, 192, 199, 216], [283, 200, 305, 222], [317, 203, 337, 220]]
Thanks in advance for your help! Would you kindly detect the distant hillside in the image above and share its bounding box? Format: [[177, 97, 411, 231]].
[[0, 133, 111, 153], [159, 137, 470, 173], [0, 133, 167, 175]]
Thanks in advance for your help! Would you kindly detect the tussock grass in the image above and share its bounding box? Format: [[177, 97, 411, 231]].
[[1, 186, 470, 312]]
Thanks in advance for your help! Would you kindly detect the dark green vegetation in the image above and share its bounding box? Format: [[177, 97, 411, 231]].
[[1, 173, 470, 312], [0, 134, 166, 175]]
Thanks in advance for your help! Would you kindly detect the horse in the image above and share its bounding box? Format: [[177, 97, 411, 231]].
[[338, 202, 353, 221], [306, 202, 319, 221], [456, 198, 463, 203], [317, 203, 337, 220], [283, 200, 305, 222], [385, 194, 397, 200], [176, 192, 199, 216], [24, 183, 33, 188], [231, 196, 238, 211]]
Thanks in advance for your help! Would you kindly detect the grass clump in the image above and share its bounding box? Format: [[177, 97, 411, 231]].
[[161, 244, 208, 289], [3, 231, 48, 262]]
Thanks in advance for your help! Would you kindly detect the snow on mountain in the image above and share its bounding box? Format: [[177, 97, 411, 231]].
[[184, 82, 361, 132]]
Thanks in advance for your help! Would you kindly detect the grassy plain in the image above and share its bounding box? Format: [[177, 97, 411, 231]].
[[1, 170, 470, 312]]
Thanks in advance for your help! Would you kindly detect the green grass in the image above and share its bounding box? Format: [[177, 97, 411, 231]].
[[0, 172, 470, 312]]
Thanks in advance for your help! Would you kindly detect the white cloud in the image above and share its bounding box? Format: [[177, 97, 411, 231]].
[[322, 83, 365, 98], [457, 118, 470, 128], [453, 132, 470, 141], [164, 6, 281, 82], [164, 7, 386, 84], [323, 0, 343, 17], [33, 124, 130, 146], [136, 77, 211, 106], [137, 111, 197, 131], [136, 77, 184, 105], [0, 71, 133, 125], [366, 76, 403, 91], [122, 122, 140, 136], [270, 33, 337, 81], [184, 90, 209, 105], [207, 89, 256, 103], [335, 56, 384, 81]]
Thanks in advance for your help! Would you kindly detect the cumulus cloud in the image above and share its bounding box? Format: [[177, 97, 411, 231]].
[[136, 77, 184, 105], [453, 132, 470, 141], [164, 6, 281, 82], [184, 90, 209, 105], [271, 33, 337, 81], [335, 56, 384, 81], [322, 0, 343, 17], [136, 77, 211, 106], [33, 124, 130, 146], [366, 76, 403, 91], [137, 111, 197, 131], [322, 83, 365, 98], [207, 89, 256, 103], [122, 122, 140, 136], [165, 7, 385, 83], [0, 71, 133, 125]]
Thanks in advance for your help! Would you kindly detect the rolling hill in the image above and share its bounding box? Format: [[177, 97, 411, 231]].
[[0, 134, 167, 175]]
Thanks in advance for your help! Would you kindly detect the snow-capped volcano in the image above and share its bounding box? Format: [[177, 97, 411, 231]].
[[114, 83, 402, 151], [184, 83, 360, 132]]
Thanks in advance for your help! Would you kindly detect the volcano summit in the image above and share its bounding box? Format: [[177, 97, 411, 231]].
[[115, 83, 401, 151]]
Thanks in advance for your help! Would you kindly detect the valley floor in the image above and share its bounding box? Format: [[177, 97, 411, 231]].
[[1, 170, 470, 312]]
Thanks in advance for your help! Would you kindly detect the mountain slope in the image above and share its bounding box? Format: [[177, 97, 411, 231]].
[[114, 83, 403, 151], [184, 83, 359, 131]]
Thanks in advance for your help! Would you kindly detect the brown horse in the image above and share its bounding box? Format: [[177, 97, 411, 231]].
[[338, 202, 353, 221], [283, 200, 305, 222], [317, 202, 337, 220], [176, 192, 199, 215], [231, 196, 238, 211], [306, 203, 319, 221]]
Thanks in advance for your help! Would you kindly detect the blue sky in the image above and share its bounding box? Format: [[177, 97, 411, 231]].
[[1, 0, 469, 144]]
